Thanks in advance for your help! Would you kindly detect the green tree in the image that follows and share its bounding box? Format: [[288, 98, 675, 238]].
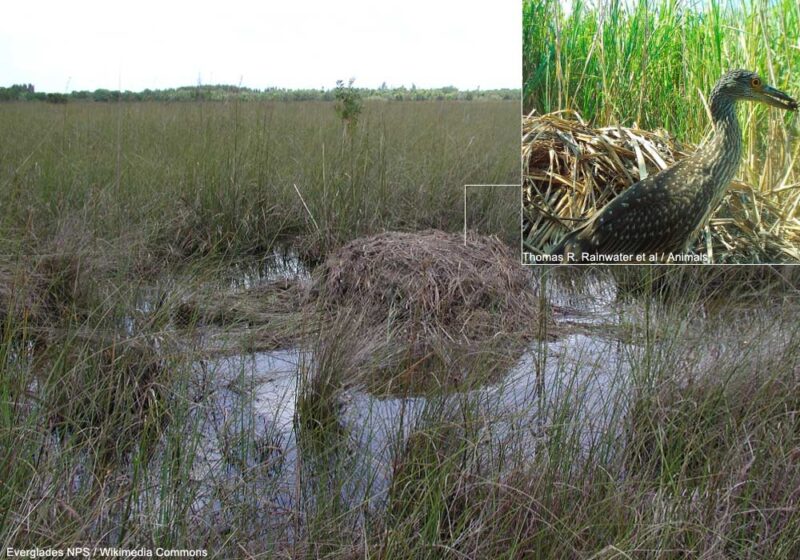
[[333, 78, 363, 134]]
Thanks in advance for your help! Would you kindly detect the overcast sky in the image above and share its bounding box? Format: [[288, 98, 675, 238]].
[[0, 0, 521, 93]]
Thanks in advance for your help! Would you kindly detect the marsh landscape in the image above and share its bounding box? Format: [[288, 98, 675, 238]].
[[1, 102, 798, 553], [4, 223, 799, 557], [2, 0, 800, 556]]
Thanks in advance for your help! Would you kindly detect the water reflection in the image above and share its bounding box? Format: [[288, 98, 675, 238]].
[[183, 271, 796, 522], [188, 277, 641, 513]]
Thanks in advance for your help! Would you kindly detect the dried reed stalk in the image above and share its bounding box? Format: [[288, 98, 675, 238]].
[[523, 111, 800, 263]]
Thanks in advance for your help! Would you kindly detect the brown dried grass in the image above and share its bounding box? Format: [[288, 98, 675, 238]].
[[0, 253, 97, 338], [523, 111, 800, 263], [173, 278, 311, 354], [312, 230, 552, 394]]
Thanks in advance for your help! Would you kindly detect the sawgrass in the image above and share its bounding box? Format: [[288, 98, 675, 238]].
[[0, 96, 520, 554], [0, 97, 519, 549], [3, 250, 800, 556], [0, 99, 520, 266]]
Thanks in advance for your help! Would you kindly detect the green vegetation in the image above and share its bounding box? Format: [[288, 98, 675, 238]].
[[522, 0, 799, 180], [333, 78, 364, 132], [2, 54, 798, 556], [523, 0, 800, 259], [523, 0, 799, 136], [2, 261, 799, 556], [0, 99, 519, 265], [0, 96, 521, 551]]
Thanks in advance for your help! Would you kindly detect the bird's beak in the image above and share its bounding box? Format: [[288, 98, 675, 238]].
[[760, 84, 799, 111]]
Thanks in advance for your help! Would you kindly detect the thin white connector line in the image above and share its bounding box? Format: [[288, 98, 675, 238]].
[[462, 184, 521, 246]]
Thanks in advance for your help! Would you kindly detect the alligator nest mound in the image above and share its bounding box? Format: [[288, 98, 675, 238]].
[[312, 230, 552, 394], [523, 111, 800, 263]]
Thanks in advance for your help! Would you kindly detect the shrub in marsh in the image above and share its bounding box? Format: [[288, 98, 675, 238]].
[[334, 78, 363, 134]]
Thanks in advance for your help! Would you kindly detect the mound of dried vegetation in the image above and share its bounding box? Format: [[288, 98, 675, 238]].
[[523, 111, 800, 263], [311, 230, 552, 394]]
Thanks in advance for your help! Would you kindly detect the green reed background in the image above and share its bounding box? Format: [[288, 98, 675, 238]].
[[523, 0, 799, 137]]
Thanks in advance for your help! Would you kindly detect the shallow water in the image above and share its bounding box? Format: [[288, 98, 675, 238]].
[[186, 279, 642, 514], [222, 249, 310, 290], [169, 269, 795, 524]]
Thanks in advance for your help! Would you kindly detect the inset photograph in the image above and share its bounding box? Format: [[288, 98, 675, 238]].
[[522, 0, 799, 264]]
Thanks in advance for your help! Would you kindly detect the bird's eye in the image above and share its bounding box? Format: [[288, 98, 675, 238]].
[[751, 77, 762, 87]]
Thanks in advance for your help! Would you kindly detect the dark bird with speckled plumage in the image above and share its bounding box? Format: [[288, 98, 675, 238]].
[[550, 69, 797, 263]]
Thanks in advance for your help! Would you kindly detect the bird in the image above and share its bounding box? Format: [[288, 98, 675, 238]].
[[549, 69, 797, 263]]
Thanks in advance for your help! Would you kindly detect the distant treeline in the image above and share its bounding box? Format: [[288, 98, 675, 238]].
[[0, 83, 519, 103]]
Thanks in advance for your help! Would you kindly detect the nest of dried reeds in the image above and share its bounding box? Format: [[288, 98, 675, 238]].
[[523, 111, 800, 263], [311, 230, 552, 394]]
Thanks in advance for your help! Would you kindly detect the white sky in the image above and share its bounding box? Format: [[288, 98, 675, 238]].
[[0, 0, 521, 93]]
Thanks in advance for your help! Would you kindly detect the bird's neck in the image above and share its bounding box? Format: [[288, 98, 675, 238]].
[[703, 95, 742, 183]]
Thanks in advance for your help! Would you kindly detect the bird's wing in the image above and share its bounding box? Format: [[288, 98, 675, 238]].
[[581, 165, 689, 256]]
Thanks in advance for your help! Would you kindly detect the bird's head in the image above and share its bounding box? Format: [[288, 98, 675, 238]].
[[714, 69, 798, 111]]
